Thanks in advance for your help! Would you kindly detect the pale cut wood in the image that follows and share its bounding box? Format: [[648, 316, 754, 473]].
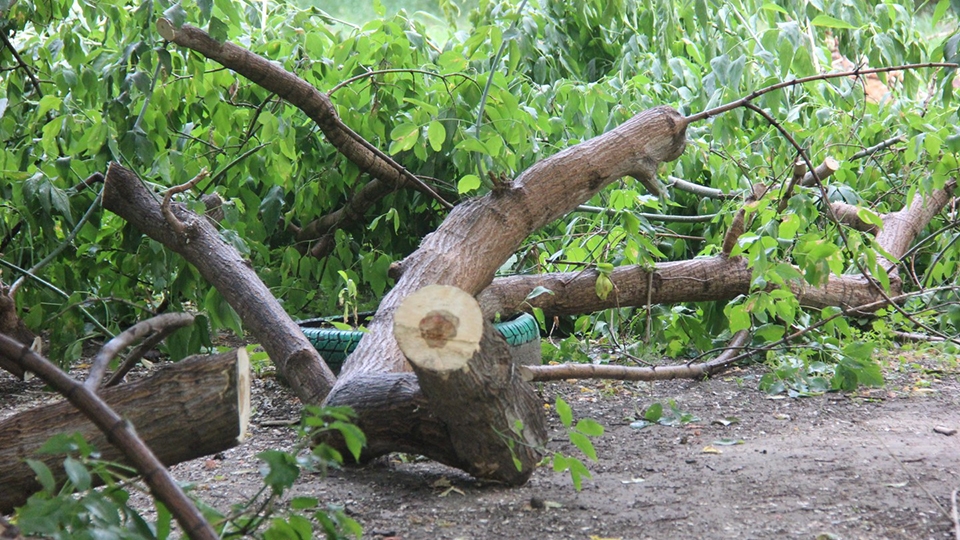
[[394, 285, 483, 372], [394, 286, 545, 484], [0, 350, 250, 513]]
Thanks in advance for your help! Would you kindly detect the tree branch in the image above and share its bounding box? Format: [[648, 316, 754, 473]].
[[0, 334, 218, 540], [155, 20, 453, 211]]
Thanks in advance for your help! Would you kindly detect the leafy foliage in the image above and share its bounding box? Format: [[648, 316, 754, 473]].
[[12, 407, 365, 539], [549, 396, 604, 491], [0, 0, 958, 371]]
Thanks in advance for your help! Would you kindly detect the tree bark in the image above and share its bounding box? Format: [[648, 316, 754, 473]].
[[393, 286, 545, 484], [322, 106, 688, 472], [102, 162, 335, 405], [478, 181, 957, 320], [0, 291, 34, 379], [0, 349, 250, 514]]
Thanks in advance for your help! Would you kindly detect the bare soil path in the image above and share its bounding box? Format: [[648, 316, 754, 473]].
[[2, 351, 958, 539]]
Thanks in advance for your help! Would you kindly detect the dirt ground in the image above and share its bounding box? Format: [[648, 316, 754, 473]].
[[2, 349, 960, 540]]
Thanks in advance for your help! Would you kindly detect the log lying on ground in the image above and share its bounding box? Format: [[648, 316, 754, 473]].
[[479, 180, 957, 320], [0, 349, 250, 513], [102, 163, 335, 405]]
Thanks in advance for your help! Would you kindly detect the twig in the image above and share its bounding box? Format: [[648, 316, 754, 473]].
[[328, 68, 476, 96], [156, 20, 454, 211], [575, 205, 718, 223], [952, 488, 960, 540], [851, 135, 906, 160], [161, 169, 207, 235], [665, 176, 734, 199], [9, 189, 104, 297], [0, 334, 218, 540], [687, 62, 960, 123], [778, 160, 806, 212], [0, 259, 113, 337], [103, 325, 177, 387], [85, 313, 195, 390], [523, 330, 751, 382], [522, 289, 948, 383]]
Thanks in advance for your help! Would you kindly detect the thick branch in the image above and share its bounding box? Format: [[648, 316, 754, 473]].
[[522, 330, 751, 382], [102, 163, 336, 404], [155, 20, 451, 210], [0, 335, 223, 539], [330, 105, 688, 384]]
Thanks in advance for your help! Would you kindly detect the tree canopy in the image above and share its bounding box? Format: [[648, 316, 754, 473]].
[[1, 0, 959, 392]]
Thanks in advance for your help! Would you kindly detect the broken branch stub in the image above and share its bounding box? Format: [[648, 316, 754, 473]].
[[393, 285, 546, 485]]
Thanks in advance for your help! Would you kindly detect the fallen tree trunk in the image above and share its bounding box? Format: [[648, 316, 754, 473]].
[[0, 349, 250, 514], [320, 106, 688, 471]]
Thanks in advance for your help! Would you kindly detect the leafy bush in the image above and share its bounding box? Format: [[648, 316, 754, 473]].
[[1, 0, 957, 378]]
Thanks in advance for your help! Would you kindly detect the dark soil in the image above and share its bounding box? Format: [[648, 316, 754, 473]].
[[2, 349, 959, 540]]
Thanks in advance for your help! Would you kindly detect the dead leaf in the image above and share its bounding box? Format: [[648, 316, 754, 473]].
[[702, 446, 722, 454]]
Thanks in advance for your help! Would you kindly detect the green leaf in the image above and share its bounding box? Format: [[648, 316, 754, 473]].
[[761, 2, 789, 14], [208, 16, 229, 43], [329, 421, 366, 462], [26, 459, 56, 493], [933, 0, 951, 25], [842, 341, 874, 360], [595, 273, 613, 300], [726, 304, 751, 332], [644, 402, 663, 422], [457, 174, 482, 194], [389, 122, 419, 153], [37, 95, 62, 117], [575, 418, 604, 437], [810, 14, 857, 30], [257, 450, 300, 494], [162, 2, 187, 28], [569, 432, 598, 461], [525, 286, 554, 300], [63, 456, 91, 490], [555, 397, 573, 428], [856, 207, 883, 228], [427, 120, 445, 152], [155, 501, 172, 540], [290, 496, 319, 510]]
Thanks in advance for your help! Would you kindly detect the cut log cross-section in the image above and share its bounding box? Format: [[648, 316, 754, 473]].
[[394, 285, 546, 484], [0, 349, 250, 513]]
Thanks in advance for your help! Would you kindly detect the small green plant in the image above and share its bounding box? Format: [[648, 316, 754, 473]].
[[759, 341, 884, 396], [629, 399, 700, 429], [15, 433, 158, 540], [549, 397, 604, 491], [13, 407, 366, 539]]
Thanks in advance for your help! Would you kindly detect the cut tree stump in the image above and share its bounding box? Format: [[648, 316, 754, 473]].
[[393, 285, 546, 485], [0, 349, 250, 513]]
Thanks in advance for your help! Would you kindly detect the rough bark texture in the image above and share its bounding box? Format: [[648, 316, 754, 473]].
[[322, 106, 687, 469], [0, 350, 249, 514], [102, 163, 335, 405], [393, 285, 545, 484], [0, 293, 34, 379]]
